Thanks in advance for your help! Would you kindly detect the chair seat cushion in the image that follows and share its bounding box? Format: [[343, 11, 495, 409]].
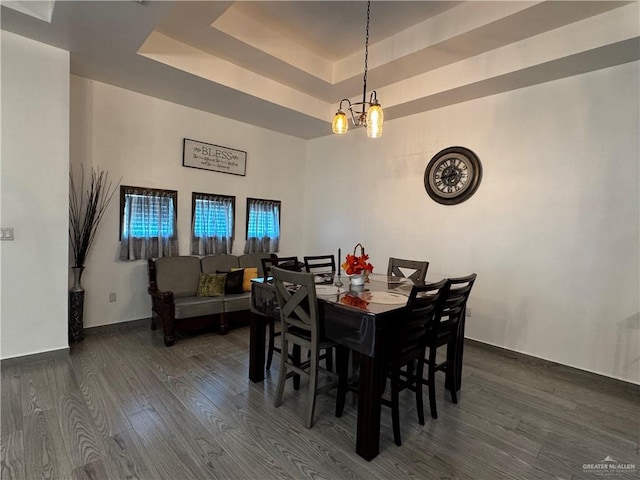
[[175, 296, 224, 319]]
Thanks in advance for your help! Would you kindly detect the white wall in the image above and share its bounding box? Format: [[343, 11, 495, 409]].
[[70, 76, 307, 328], [305, 62, 640, 384], [1, 32, 70, 358], [4, 35, 637, 385]]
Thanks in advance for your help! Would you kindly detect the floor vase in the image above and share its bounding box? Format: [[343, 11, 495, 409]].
[[69, 266, 85, 343]]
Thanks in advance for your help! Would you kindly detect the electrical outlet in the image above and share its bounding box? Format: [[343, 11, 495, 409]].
[[109, 292, 117, 303], [466, 307, 471, 318], [0, 227, 14, 240]]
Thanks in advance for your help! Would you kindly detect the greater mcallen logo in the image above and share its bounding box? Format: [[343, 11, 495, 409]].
[[583, 456, 636, 476]]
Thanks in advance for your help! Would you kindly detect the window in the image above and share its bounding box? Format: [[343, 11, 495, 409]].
[[191, 192, 235, 255], [244, 198, 281, 253], [119, 186, 178, 260]]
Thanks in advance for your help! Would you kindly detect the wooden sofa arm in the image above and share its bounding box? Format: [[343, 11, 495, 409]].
[[148, 284, 174, 303], [147, 285, 176, 346]]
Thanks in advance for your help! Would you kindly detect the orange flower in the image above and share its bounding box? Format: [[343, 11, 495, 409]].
[[342, 253, 374, 275]]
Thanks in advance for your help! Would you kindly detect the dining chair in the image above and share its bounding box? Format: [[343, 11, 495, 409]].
[[387, 257, 429, 283], [261, 255, 303, 370], [384, 279, 448, 445], [261, 255, 302, 279], [334, 280, 448, 446], [421, 273, 477, 419], [303, 255, 336, 275], [272, 267, 338, 428]]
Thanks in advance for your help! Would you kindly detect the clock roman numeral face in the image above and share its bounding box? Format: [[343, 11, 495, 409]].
[[431, 155, 473, 196], [424, 147, 483, 205]]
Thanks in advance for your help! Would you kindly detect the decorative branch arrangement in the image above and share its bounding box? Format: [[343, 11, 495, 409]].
[[69, 165, 120, 268]]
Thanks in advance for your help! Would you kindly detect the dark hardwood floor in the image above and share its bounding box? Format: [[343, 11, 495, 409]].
[[1, 323, 638, 479]]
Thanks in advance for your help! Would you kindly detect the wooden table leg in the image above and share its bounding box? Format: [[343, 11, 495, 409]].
[[335, 345, 349, 417], [249, 313, 266, 383], [356, 354, 384, 461]]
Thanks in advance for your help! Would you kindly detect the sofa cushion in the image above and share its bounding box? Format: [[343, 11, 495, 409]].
[[155, 256, 201, 298], [221, 269, 244, 295], [196, 273, 226, 297], [233, 267, 258, 292], [223, 292, 252, 312], [201, 254, 241, 274], [174, 296, 225, 319], [239, 253, 271, 277]]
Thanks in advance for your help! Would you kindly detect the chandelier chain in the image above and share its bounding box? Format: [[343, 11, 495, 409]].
[[362, 0, 370, 104]]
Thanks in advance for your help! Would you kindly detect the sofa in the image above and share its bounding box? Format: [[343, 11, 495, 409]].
[[147, 253, 269, 346]]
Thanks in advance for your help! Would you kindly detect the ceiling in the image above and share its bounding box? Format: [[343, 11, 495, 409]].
[[1, 1, 639, 139]]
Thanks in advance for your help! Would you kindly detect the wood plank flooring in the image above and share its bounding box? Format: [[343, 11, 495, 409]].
[[1, 324, 638, 480]]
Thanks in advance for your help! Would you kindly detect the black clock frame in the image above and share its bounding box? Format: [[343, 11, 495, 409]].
[[424, 146, 482, 205]]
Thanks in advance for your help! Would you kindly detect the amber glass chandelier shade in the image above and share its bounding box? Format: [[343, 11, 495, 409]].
[[366, 103, 383, 138], [332, 110, 349, 134]]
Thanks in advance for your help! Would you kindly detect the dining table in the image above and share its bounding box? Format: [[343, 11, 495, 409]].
[[249, 272, 464, 461]]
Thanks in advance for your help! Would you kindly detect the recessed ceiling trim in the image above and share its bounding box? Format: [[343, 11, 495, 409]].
[[380, 2, 640, 109], [138, 31, 332, 121], [333, 0, 541, 84], [387, 38, 640, 123], [212, 5, 334, 84], [2, 0, 55, 23]]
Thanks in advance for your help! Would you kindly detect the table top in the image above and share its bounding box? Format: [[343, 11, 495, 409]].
[[250, 273, 416, 358], [316, 273, 414, 315], [252, 273, 415, 316]]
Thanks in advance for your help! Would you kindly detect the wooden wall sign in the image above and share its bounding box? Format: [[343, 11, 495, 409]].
[[183, 138, 247, 176]]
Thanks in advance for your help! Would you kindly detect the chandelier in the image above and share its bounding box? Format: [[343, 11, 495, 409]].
[[332, 1, 383, 138]]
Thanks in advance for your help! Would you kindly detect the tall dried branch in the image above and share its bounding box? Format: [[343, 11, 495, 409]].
[[69, 165, 120, 267]]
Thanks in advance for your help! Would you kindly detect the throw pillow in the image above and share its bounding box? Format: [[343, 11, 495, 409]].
[[232, 267, 259, 292], [196, 273, 226, 297], [218, 269, 244, 295]]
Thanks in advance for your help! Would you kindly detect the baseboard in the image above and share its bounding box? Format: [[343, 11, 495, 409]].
[[85, 312, 251, 339], [1, 347, 69, 369], [84, 317, 149, 336], [465, 338, 640, 391], [0, 319, 149, 368]]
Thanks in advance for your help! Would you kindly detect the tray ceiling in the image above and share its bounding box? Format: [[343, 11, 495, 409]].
[[2, 1, 638, 139]]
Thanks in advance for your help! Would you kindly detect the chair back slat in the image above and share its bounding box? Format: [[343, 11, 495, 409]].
[[388, 279, 448, 365], [429, 274, 477, 341], [387, 257, 429, 283], [262, 255, 302, 279], [272, 267, 318, 333], [304, 255, 336, 274], [279, 286, 313, 326]]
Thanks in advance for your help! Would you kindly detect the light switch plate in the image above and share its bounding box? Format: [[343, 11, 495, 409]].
[[0, 228, 14, 240]]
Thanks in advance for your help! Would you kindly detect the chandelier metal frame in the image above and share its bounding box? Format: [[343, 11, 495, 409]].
[[332, 1, 383, 137]]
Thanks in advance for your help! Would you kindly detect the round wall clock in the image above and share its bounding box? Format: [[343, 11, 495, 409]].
[[424, 146, 482, 205]]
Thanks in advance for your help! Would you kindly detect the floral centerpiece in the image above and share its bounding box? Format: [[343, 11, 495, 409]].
[[342, 243, 374, 285]]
